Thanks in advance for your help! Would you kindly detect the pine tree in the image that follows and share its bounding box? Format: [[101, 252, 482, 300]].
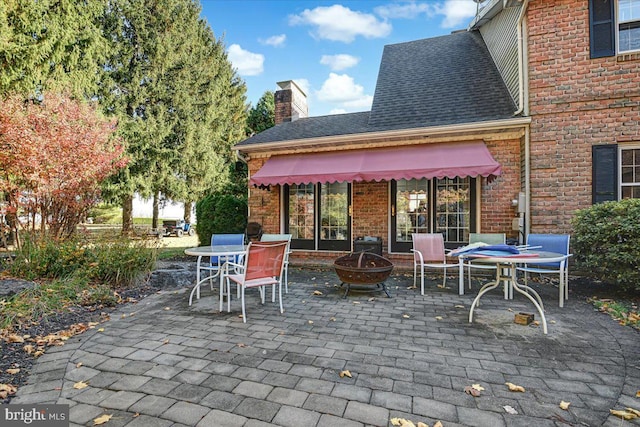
[[246, 91, 275, 136]]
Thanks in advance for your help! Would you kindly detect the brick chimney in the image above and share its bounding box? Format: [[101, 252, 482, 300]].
[[274, 80, 308, 124]]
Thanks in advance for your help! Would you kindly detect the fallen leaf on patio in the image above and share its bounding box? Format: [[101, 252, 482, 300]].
[[163, 307, 171, 311], [437, 284, 445, 289], [76, 363, 83, 368], [23, 344, 34, 354], [97, 328, 104, 332], [339, 370, 352, 378], [353, 301, 360, 304], [435, 316, 443, 320], [6, 368, 20, 375], [464, 385, 481, 397], [610, 409, 638, 420], [433, 422, 443, 427], [133, 413, 140, 418], [368, 297, 376, 301], [636, 390, 640, 397], [407, 285, 417, 290], [504, 405, 518, 414], [505, 382, 525, 392], [533, 321, 540, 326], [73, 381, 89, 390], [162, 339, 169, 345], [550, 320, 556, 324], [313, 290, 323, 295], [88, 322, 99, 327], [403, 314, 410, 318], [471, 383, 485, 391], [237, 343, 246, 347], [507, 308, 513, 312], [34, 350, 44, 357], [308, 320, 313, 324], [454, 305, 465, 308], [330, 317, 336, 321], [7, 334, 24, 343], [390, 417, 415, 427], [626, 407, 640, 417], [238, 314, 243, 318], [559, 401, 571, 410], [93, 414, 112, 425]]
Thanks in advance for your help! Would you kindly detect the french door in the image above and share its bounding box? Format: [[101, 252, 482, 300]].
[[390, 177, 476, 252], [285, 182, 351, 251]]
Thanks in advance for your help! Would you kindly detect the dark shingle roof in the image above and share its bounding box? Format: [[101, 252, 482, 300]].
[[237, 31, 517, 148], [368, 31, 517, 129]]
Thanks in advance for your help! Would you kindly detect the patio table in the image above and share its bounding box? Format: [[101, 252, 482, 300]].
[[466, 250, 568, 334], [184, 245, 246, 308]]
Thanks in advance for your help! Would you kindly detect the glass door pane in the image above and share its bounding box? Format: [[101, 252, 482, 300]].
[[319, 182, 350, 250], [435, 177, 470, 245], [287, 183, 315, 249], [391, 179, 430, 252]]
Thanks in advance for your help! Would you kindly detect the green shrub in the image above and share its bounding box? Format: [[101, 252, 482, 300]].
[[195, 193, 247, 246], [571, 198, 640, 292], [8, 233, 156, 287]]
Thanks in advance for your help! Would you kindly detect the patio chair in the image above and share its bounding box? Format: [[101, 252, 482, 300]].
[[464, 233, 506, 290], [260, 233, 293, 299], [198, 233, 245, 293], [516, 234, 571, 307], [411, 233, 459, 295], [222, 240, 288, 322]]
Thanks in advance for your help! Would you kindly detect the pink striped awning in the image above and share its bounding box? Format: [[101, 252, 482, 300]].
[[250, 141, 501, 186]]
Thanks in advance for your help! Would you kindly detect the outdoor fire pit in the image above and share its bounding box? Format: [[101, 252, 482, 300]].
[[334, 251, 394, 298]]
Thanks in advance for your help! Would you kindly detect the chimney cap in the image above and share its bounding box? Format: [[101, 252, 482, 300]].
[[276, 80, 306, 97]]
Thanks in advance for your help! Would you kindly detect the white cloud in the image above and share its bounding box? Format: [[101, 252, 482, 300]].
[[227, 44, 264, 76], [374, 2, 436, 19], [437, 0, 480, 28], [329, 108, 348, 115], [316, 73, 373, 112], [375, 1, 481, 29], [320, 54, 360, 71], [259, 34, 286, 47], [289, 5, 391, 43]]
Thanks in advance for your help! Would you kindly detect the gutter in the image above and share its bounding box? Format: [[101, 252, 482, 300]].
[[235, 117, 532, 154]]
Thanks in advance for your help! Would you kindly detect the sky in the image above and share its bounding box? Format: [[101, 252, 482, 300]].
[[199, 0, 486, 117]]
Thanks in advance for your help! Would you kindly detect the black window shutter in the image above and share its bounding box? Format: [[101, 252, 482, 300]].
[[592, 144, 618, 203], [589, 0, 616, 58]]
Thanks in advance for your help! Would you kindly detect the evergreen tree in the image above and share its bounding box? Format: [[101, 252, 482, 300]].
[[99, 0, 247, 230], [0, 0, 108, 97], [246, 90, 275, 136]]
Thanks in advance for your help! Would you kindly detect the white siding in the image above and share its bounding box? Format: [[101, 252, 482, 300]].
[[479, 6, 521, 103]]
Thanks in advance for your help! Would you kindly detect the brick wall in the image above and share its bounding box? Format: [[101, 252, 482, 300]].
[[527, 0, 640, 233], [247, 135, 523, 259]]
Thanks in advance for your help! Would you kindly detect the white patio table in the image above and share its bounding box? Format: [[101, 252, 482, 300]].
[[184, 245, 246, 308], [465, 250, 568, 334]]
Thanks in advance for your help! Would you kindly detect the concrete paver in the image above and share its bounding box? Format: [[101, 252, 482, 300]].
[[9, 265, 640, 426]]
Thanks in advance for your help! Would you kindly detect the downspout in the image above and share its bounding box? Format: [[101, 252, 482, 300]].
[[514, 0, 531, 238], [514, 0, 529, 116]]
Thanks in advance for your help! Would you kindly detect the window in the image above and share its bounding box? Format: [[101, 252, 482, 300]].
[[590, 0, 640, 57], [618, 0, 640, 52], [592, 144, 640, 202], [284, 183, 351, 250], [390, 178, 475, 252], [620, 146, 640, 198]]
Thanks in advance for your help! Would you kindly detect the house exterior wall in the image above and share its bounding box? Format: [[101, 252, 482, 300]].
[[245, 136, 523, 264], [479, 5, 521, 103], [526, 0, 640, 233]]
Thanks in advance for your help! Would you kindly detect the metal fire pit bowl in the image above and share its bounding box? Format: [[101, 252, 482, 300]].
[[334, 251, 394, 298]]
